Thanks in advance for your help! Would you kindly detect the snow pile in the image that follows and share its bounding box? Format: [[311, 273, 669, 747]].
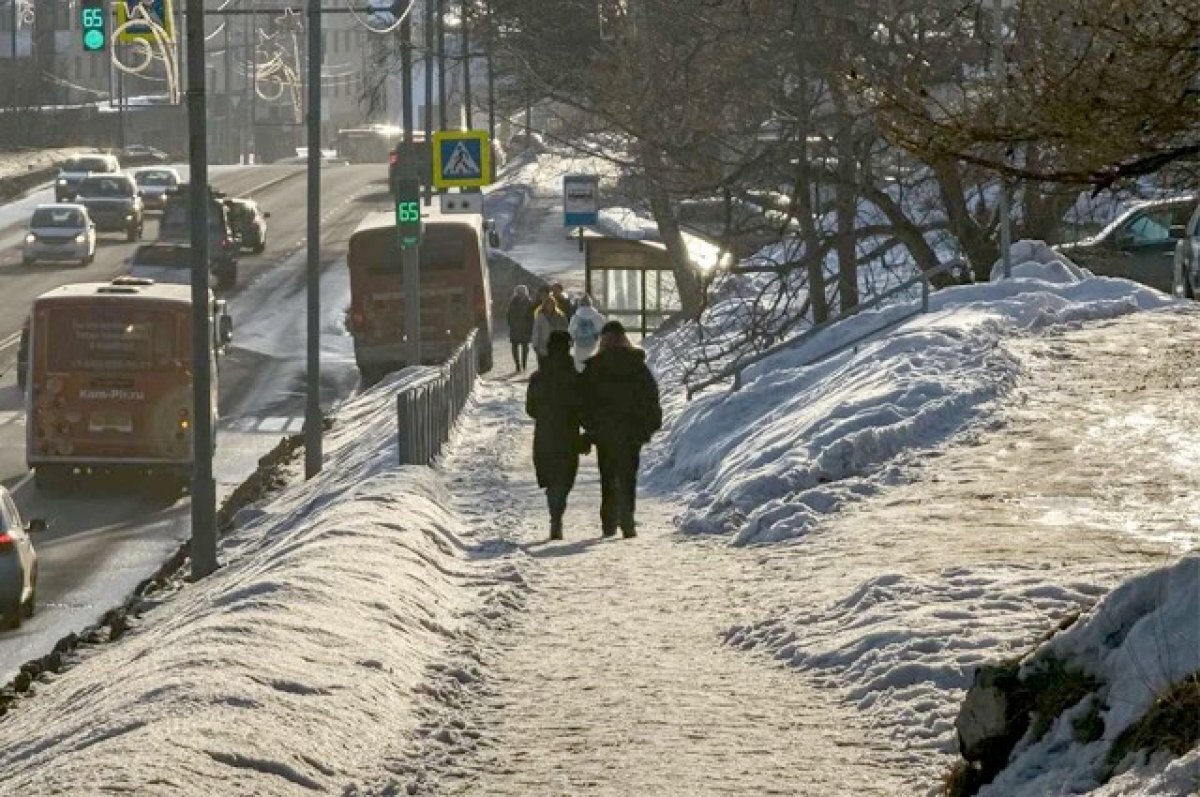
[[0, 372, 511, 794], [726, 565, 1121, 774], [979, 555, 1200, 797], [645, 248, 1175, 545], [989, 239, 1092, 283]]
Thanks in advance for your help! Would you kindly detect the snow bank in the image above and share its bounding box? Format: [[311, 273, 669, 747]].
[[0, 372, 512, 794], [978, 556, 1200, 797], [646, 249, 1175, 545]]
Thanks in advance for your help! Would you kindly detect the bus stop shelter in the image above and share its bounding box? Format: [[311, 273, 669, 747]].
[[582, 232, 683, 338]]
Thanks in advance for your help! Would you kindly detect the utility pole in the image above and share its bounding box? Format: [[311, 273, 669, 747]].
[[436, 0, 446, 130], [485, 0, 495, 180], [185, 0, 216, 579], [461, 0, 471, 129], [250, 3, 257, 162], [400, 3, 413, 142], [223, 14, 231, 163], [993, 0, 1011, 279], [423, 0, 434, 205], [305, 0, 323, 478]]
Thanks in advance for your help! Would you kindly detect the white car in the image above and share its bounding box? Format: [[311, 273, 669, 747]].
[[0, 484, 46, 629], [22, 204, 97, 267]]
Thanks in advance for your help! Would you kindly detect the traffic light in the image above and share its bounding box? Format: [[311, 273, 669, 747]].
[[81, 0, 107, 53], [395, 178, 422, 247]]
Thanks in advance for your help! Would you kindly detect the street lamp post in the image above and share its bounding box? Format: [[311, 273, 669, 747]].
[[305, 0, 324, 479], [992, 0, 1012, 279]]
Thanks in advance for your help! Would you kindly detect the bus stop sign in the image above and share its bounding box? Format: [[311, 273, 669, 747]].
[[563, 174, 599, 226]]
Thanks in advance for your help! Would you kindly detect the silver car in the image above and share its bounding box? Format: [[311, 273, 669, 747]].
[[0, 485, 46, 629], [22, 204, 96, 267], [131, 166, 181, 211]]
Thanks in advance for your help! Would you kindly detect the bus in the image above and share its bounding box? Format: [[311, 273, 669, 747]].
[[337, 125, 403, 164], [347, 209, 494, 385], [26, 278, 233, 492]]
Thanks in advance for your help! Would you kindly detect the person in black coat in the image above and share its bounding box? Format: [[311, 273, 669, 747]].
[[580, 320, 662, 538], [506, 285, 535, 372], [525, 330, 585, 540]]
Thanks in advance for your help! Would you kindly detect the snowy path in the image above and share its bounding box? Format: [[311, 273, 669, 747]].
[[383, 375, 903, 796]]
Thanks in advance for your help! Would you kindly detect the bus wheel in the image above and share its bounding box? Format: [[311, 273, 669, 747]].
[[34, 466, 69, 494]]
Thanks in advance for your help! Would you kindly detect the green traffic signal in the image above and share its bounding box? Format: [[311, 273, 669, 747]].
[[81, 2, 106, 52]]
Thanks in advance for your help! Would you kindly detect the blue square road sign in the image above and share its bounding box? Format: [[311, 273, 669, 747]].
[[432, 130, 491, 189]]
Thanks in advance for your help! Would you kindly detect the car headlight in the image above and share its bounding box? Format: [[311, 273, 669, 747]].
[[24, 233, 36, 244], [125, 213, 134, 220], [75, 233, 86, 244], [57, 178, 67, 186]]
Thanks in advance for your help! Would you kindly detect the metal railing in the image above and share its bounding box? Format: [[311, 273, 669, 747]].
[[685, 260, 956, 400], [396, 330, 479, 465]]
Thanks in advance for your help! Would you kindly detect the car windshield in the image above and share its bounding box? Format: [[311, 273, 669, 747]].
[[31, 207, 84, 228], [135, 171, 176, 186], [63, 157, 112, 173], [78, 177, 133, 197]]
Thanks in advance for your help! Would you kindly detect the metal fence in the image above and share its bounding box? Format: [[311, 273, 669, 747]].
[[396, 330, 479, 465], [685, 260, 955, 400]]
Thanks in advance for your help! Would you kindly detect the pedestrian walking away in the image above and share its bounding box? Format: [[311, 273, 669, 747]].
[[526, 330, 586, 540], [531, 293, 569, 369], [506, 284, 535, 372], [567, 295, 606, 372], [550, 281, 575, 319], [581, 320, 662, 538]]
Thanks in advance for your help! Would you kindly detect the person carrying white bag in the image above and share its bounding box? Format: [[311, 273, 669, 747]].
[[568, 295, 607, 372]]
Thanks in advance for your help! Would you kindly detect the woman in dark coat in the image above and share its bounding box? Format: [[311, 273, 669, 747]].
[[506, 284, 535, 372], [580, 321, 662, 538], [525, 330, 585, 540]]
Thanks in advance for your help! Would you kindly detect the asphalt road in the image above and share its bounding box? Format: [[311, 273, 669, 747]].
[[0, 162, 391, 679]]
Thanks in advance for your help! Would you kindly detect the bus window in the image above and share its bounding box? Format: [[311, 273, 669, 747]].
[[45, 307, 182, 373]]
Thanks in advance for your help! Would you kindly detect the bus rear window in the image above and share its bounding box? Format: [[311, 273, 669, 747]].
[[350, 226, 474, 274], [44, 307, 181, 372]]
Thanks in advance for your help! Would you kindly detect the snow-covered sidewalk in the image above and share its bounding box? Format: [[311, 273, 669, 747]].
[[382, 377, 904, 796]]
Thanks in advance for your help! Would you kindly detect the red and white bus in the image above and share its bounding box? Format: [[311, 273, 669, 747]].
[[346, 209, 493, 385], [26, 278, 232, 492]]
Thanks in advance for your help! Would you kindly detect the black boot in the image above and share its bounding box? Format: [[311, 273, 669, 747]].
[[550, 516, 563, 540]]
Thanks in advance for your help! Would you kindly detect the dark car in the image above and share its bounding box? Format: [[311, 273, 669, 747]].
[[55, 153, 120, 202], [1056, 196, 1197, 293], [223, 198, 270, 253], [119, 144, 171, 166], [159, 186, 240, 289], [74, 174, 144, 241]]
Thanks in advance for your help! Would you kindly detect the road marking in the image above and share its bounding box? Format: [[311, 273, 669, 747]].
[[0, 411, 23, 427], [256, 417, 289, 433], [0, 329, 22, 354], [9, 471, 33, 500], [285, 417, 305, 434]]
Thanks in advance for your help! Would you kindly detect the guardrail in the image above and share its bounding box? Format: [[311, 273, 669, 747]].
[[396, 330, 479, 465], [685, 260, 956, 400]]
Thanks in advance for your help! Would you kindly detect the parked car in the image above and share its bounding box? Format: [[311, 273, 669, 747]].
[[1056, 196, 1197, 293], [131, 167, 181, 211], [0, 484, 46, 629], [1173, 203, 1200, 299], [119, 144, 171, 166], [74, 174, 144, 241], [55, 153, 120, 202], [223, 198, 270, 253], [22, 204, 96, 267], [159, 186, 239, 289]]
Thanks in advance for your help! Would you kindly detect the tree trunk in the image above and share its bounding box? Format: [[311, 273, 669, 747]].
[[792, 143, 829, 324], [644, 176, 705, 318], [932, 157, 996, 281], [833, 88, 858, 312]]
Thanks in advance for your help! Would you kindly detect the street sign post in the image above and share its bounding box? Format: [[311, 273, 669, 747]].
[[395, 178, 423, 369], [117, 0, 176, 44], [563, 174, 599, 226], [432, 130, 491, 189]]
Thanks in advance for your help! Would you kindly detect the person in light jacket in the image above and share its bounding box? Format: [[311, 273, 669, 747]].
[[567, 295, 606, 372], [531, 294, 569, 368]]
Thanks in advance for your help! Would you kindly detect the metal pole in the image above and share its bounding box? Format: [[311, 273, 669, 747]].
[[403, 243, 421, 369], [400, 6, 413, 142], [10, 0, 16, 112], [117, 46, 126, 149], [185, 0, 216, 579], [993, 0, 1011, 279], [305, 0, 323, 478], [250, 4, 257, 162], [461, 0, 471, 129], [423, 0, 434, 205], [436, 0, 446, 130], [485, 0, 495, 180], [223, 14, 231, 163]]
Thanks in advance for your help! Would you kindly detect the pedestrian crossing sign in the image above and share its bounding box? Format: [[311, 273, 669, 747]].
[[116, 0, 175, 44], [432, 130, 491, 189]]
